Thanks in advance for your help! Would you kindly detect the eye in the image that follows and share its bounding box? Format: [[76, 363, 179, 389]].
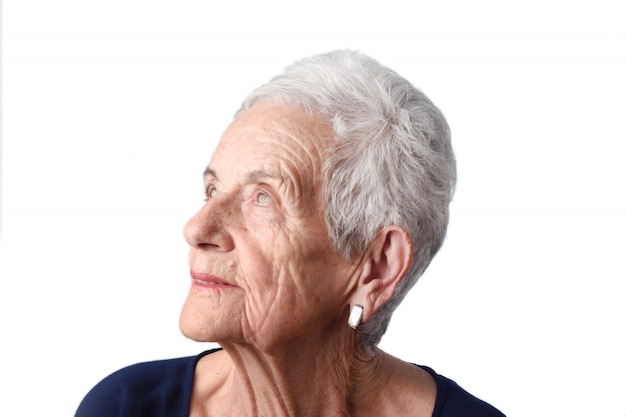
[[205, 185, 218, 201]]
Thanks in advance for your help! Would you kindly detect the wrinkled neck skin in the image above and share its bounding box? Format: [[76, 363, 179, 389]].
[[192, 325, 394, 417]]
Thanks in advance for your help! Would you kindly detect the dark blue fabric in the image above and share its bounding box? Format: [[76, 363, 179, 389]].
[[75, 349, 505, 417], [420, 365, 505, 417], [75, 349, 219, 417]]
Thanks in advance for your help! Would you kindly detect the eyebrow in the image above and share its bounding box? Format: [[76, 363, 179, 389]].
[[203, 166, 217, 183], [202, 167, 286, 185]]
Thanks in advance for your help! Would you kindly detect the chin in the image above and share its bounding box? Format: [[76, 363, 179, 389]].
[[178, 298, 238, 343], [179, 304, 212, 342], [179, 327, 213, 343], [179, 316, 224, 343]]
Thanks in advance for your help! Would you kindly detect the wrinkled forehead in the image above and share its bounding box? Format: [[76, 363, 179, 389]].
[[212, 102, 334, 176]]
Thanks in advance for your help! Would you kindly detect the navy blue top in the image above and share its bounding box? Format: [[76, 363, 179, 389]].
[[75, 349, 505, 416]]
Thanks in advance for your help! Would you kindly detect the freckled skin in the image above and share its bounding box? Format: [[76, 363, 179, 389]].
[[180, 102, 357, 352]]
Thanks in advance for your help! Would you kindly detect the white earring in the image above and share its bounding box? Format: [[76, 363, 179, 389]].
[[348, 304, 364, 329]]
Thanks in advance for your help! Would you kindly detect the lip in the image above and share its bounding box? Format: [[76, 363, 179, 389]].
[[190, 270, 236, 290]]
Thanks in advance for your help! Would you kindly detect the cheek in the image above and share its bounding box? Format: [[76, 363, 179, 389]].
[[236, 232, 308, 316], [237, 214, 347, 308], [243, 234, 340, 313]]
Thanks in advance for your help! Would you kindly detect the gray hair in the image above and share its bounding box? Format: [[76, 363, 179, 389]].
[[237, 50, 456, 349]]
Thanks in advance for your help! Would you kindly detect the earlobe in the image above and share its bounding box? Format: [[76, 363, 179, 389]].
[[351, 226, 413, 323]]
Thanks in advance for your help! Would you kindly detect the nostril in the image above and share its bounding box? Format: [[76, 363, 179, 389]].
[[197, 242, 219, 249]]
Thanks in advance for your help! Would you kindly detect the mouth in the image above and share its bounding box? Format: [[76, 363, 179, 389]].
[[190, 270, 236, 290]]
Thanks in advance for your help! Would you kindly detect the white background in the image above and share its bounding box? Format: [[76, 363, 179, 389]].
[[2, 0, 625, 416]]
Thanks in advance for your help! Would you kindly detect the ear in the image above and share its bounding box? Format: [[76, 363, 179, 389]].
[[350, 226, 413, 323]]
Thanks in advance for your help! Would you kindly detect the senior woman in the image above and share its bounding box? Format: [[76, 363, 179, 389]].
[[76, 50, 504, 417]]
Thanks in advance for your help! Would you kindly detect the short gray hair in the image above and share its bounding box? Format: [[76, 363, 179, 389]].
[[237, 50, 456, 349]]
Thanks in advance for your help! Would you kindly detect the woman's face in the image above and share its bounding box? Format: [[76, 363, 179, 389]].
[[180, 102, 357, 351]]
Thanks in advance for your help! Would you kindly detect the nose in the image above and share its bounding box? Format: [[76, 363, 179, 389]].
[[184, 200, 235, 252]]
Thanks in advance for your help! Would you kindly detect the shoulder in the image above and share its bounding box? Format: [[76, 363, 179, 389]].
[[75, 349, 219, 417], [419, 366, 506, 417]]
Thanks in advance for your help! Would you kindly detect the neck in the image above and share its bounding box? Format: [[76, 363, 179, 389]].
[[197, 327, 387, 417]]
